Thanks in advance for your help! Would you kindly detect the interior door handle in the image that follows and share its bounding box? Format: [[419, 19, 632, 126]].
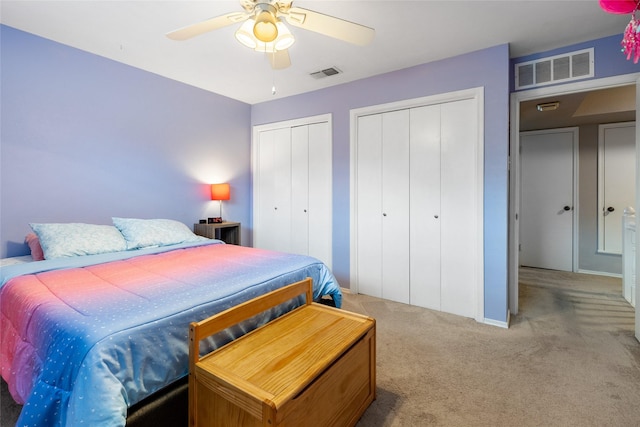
[[607, 206, 615, 212], [563, 206, 571, 211]]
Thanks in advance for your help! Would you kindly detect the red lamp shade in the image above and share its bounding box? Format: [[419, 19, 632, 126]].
[[211, 183, 230, 201]]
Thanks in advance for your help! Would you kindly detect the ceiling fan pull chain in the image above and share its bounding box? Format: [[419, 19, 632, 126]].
[[270, 48, 277, 95]]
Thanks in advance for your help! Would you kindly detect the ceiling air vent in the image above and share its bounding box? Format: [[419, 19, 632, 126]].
[[515, 48, 593, 90], [310, 67, 342, 79]]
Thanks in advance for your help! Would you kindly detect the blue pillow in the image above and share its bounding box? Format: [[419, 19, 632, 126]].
[[30, 223, 127, 259], [112, 217, 207, 250]]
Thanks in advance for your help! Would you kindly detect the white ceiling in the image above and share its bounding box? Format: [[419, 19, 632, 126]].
[[0, 1, 632, 104]]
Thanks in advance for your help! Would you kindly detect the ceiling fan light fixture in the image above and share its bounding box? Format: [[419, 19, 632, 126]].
[[252, 21, 295, 53], [274, 21, 295, 50], [168, 1, 374, 71], [253, 10, 278, 42], [254, 40, 275, 53], [235, 19, 257, 49]]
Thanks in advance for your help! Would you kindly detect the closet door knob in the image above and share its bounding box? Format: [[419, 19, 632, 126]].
[[434, 215, 439, 218], [607, 206, 615, 212], [563, 206, 571, 211], [383, 213, 387, 217]]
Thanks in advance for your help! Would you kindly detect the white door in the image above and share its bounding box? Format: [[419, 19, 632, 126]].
[[291, 125, 310, 256], [356, 114, 384, 297], [306, 122, 332, 268], [410, 105, 442, 310], [356, 98, 480, 316], [381, 110, 410, 304], [598, 122, 636, 254], [440, 99, 479, 317], [356, 111, 411, 304], [256, 128, 292, 253], [253, 116, 332, 264], [352, 88, 483, 321], [520, 128, 577, 271]]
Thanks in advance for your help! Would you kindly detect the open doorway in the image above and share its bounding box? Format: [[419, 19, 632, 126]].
[[509, 74, 639, 318]]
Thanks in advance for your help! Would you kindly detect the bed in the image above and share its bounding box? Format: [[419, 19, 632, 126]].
[[0, 219, 341, 427]]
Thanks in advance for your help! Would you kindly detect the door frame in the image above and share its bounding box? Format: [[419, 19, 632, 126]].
[[349, 87, 485, 323], [509, 73, 640, 316], [519, 127, 579, 272]]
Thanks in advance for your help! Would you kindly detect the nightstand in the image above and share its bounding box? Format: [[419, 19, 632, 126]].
[[193, 222, 241, 245]]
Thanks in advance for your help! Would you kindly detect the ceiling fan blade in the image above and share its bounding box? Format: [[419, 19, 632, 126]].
[[284, 7, 374, 46], [166, 11, 249, 41], [266, 49, 291, 69]]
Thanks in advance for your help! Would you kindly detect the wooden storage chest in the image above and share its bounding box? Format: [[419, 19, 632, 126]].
[[189, 278, 376, 427]]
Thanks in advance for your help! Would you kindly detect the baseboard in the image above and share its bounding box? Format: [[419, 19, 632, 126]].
[[577, 269, 622, 279], [344, 287, 511, 328], [483, 310, 510, 329]]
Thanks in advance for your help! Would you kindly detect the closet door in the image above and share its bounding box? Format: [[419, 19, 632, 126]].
[[356, 111, 410, 303], [440, 99, 477, 318], [307, 122, 332, 268], [291, 125, 309, 256], [381, 110, 410, 304], [410, 105, 442, 310], [356, 114, 383, 297], [256, 127, 292, 253], [254, 116, 333, 268], [352, 89, 482, 320], [290, 122, 332, 268]]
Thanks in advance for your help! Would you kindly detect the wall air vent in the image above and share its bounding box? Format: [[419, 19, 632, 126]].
[[515, 48, 594, 90], [310, 67, 342, 79]]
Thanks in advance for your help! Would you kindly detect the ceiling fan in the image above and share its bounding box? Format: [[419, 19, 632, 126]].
[[166, 0, 375, 69]]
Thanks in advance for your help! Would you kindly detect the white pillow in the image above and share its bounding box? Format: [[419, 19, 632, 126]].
[[30, 223, 127, 259], [112, 217, 207, 250]]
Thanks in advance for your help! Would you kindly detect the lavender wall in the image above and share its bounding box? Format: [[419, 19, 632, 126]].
[[0, 25, 252, 256], [251, 45, 511, 322]]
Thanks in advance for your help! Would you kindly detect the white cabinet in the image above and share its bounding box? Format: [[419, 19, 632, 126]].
[[253, 116, 332, 269], [352, 91, 483, 320]]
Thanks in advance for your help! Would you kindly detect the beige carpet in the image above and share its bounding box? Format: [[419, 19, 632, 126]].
[[2, 268, 639, 426], [351, 268, 639, 426]]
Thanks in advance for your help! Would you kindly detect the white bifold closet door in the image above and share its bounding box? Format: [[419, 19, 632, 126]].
[[409, 105, 441, 310], [291, 123, 332, 264], [257, 127, 292, 254], [438, 99, 478, 317], [355, 98, 478, 318], [254, 119, 332, 269], [355, 114, 385, 299], [381, 111, 411, 303]]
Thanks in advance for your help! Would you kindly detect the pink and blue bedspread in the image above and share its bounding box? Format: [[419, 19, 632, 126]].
[[0, 241, 341, 426]]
